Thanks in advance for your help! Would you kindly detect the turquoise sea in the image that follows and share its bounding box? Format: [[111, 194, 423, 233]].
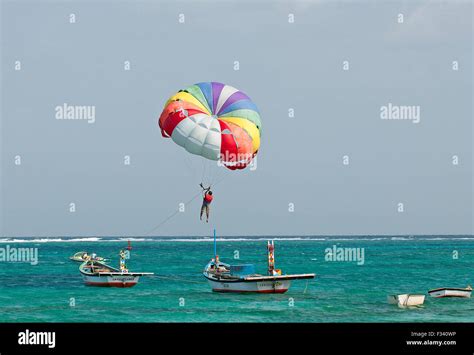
[[0, 236, 473, 323]]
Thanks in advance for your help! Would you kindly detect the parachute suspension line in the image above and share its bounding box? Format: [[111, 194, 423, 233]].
[[182, 152, 198, 179], [199, 157, 228, 188], [145, 174, 229, 236], [205, 160, 215, 187], [181, 153, 218, 187], [200, 158, 222, 188], [201, 158, 208, 187], [145, 191, 202, 236], [211, 172, 228, 189], [211, 167, 223, 187]]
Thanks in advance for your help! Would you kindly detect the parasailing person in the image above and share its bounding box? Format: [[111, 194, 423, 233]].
[[199, 183, 213, 223]]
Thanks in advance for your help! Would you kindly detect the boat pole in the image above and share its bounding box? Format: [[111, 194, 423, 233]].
[[268, 240, 275, 275], [213, 228, 217, 260]]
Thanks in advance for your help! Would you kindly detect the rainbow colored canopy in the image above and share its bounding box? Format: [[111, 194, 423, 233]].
[[158, 82, 261, 170]]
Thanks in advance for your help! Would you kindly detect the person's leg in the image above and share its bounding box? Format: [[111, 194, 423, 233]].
[[200, 203, 205, 220], [206, 204, 210, 222]]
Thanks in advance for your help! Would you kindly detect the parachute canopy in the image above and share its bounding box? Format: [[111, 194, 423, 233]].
[[159, 82, 261, 170]]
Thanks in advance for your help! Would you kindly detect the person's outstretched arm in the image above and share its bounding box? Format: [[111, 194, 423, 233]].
[[200, 183, 210, 197]]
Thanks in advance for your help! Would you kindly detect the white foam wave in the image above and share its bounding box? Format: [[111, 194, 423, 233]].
[[0, 236, 472, 243]]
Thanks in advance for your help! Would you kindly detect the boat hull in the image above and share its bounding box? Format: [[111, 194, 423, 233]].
[[428, 289, 472, 298], [82, 274, 140, 288], [387, 294, 425, 307], [206, 278, 291, 293]]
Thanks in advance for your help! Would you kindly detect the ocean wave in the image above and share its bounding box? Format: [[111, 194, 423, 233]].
[[117, 238, 151, 242], [0, 237, 327, 243], [67, 237, 102, 242], [0, 238, 66, 243], [0, 237, 102, 243], [0, 236, 472, 243], [162, 237, 328, 242]]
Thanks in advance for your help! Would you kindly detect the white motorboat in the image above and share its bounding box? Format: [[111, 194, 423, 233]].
[[79, 249, 153, 287], [387, 294, 425, 307], [203, 231, 315, 293], [428, 286, 472, 298]]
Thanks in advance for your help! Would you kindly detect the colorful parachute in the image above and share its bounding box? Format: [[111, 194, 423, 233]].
[[158, 82, 261, 170]]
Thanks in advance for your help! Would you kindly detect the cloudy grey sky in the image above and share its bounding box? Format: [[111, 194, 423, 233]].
[[1, 0, 472, 237]]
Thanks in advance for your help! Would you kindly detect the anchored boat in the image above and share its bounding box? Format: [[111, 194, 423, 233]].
[[387, 294, 425, 307], [70, 251, 107, 263], [203, 231, 315, 293], [79, 250, 153, 287], [428, 286, 472, 298]]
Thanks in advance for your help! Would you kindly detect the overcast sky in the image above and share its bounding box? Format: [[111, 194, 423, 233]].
[[1, 0, 472, 237]]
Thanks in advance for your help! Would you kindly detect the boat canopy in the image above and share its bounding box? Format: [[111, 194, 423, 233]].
[[230, 264, 256, 276]]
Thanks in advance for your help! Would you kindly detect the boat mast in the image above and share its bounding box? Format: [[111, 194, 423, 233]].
[[119, 249, 127, 272], [213, 229, 217, 261], [267, 240, 275, 275]]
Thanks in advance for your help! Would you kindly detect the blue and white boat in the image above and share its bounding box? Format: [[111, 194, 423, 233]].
[[203, 231, 315, 293]]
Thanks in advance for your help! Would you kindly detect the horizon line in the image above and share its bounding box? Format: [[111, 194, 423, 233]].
[[2, 233, 474, 238]]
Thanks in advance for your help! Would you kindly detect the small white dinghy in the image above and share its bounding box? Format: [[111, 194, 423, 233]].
[[428, 286, 472, 298], [387, 294, 425, 307]]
